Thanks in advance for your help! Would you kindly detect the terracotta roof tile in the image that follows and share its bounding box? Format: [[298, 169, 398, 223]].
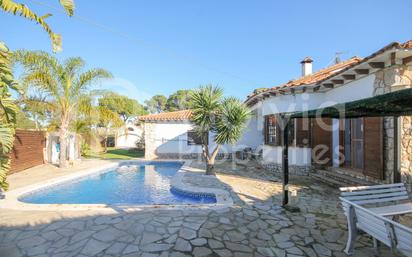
[[139, 110, 192, 121], [246, 39, 412, 105], [276, 57, 362, 89]]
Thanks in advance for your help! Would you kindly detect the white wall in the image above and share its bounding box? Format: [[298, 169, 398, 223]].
[[262, 145, 311, 165], [261, 74, 376, 116], [236, 105, 264, 150], [148, 121, 234, 155], [331, 119, 340, 167]]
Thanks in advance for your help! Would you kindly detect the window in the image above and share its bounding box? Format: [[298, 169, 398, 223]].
[[264, 115, 296, 146], [265, 115, 280, 145], [187, 130, 207, 145]]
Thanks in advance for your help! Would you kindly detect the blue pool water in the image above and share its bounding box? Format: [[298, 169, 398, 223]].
[[20, 162, 216, 205]]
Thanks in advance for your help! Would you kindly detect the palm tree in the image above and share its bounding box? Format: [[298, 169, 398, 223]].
[[0, 42, 19, 190], [1, 0, 75, 52], [0, 0, 74, 190], [190, 85, 250, 175], [14, 50, 112, 168]]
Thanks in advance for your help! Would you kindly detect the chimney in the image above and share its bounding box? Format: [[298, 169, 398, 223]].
[[300, 57, 313, 76]]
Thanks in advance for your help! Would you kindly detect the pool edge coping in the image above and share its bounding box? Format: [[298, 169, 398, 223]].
[[0, 160, 233, 212]]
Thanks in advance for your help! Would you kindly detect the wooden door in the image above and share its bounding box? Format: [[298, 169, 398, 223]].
[[311, 118, 332, 167], [363, 117, 384, 179]]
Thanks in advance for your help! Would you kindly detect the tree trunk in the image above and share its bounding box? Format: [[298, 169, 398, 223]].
[[59, 120, 69, 168], [104, 135, 108, 153], [104, 128, 109, 153], [205, 145, 220, 176], [206, 162, 215, 175]]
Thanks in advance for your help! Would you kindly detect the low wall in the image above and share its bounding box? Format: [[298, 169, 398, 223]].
[[261, 162, 313, 176], [9, 130, 46, 174]]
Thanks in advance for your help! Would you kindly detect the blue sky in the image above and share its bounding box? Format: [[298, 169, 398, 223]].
[[1, 0, 411, 103]]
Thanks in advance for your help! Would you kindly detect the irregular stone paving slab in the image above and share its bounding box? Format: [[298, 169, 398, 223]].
[[1, 161, 411, 257]]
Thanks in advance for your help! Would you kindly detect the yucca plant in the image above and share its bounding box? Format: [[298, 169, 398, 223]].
[[14, 50, 112, 168], [190, 85, 250, 175], [0, 0, 75, 52]]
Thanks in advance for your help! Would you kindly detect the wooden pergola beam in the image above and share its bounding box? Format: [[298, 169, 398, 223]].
[[403, 55, 412, 65], [323, 83, 334, 88], [332, 79, 344, 85], [342, 74, 356, 80], [355, 69, 369, 75], [369, 62, 385, 69]]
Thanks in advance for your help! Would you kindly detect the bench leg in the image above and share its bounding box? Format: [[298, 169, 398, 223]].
[[344, 206, 357, 255], [373, 238, 380, 255]]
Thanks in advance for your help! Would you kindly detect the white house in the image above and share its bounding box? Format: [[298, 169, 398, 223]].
[[138, 40, 412, 191], [139, 110, 262, 160], [244, 40, 412, 189]]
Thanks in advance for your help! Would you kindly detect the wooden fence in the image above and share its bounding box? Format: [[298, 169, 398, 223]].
[[8, 130, 46, 174]]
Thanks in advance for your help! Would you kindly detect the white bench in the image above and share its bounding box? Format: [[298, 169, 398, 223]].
[[340, 183, 412, 217], [340, 197, 412, 256]]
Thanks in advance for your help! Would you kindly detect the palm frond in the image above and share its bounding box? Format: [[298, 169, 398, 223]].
[[13, 50, 63, 75], [63, 57, 84, 78], [214, 97, 250, 145], [190, 85, 223, 133], [72, 68, 112, 97], [0, 0, 62, 52], [59, 0, 75, 16], [0, 124, 15, 153]]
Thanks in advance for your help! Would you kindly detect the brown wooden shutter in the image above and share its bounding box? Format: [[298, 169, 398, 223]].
[[311, 118, 332, 167], [296, 118, 311, 147], [363, 117, 384, 179], [273, 116, 283, 146]]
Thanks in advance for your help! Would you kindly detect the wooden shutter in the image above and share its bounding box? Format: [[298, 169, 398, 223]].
[[296, 118, 311, 147], [311, 118, 332, 167], [363, 117, 384, 179]]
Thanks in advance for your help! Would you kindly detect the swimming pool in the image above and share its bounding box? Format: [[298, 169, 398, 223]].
[[19, 161, 216, 205]]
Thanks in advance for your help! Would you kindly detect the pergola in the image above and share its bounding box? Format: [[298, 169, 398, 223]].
[[280, 88, 412, 206]]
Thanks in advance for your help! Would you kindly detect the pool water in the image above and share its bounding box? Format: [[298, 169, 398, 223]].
[[20, 162, 216, 205]]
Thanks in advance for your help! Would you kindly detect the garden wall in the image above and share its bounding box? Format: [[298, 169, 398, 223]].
[[8, 130, 46, 174]]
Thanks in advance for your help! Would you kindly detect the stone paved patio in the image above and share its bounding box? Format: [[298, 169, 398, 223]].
[[0, 160, 410, 257]]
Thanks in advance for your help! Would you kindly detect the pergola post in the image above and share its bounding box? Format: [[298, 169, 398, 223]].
[[394, 116, 401, 183], [281, 116, 289, 206]]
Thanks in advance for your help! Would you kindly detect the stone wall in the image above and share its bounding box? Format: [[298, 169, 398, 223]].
[[154, 153, 232, 161], [401, 116, 412, 192], [374, 64, 412, 186], [383, 117, 395, 183], [373, 64, 412, 95], [261, 163, 313, 176]]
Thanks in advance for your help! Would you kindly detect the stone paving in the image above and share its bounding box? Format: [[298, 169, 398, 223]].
[[0, 160, 410, 257]]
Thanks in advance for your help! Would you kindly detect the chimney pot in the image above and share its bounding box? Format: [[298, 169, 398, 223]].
[[301, 57, 313, 76]]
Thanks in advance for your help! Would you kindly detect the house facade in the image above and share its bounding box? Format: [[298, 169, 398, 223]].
[[245, 40, 412, 189]]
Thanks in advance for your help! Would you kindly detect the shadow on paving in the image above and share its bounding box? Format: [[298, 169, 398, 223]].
[[0, 160, 409, 257]]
